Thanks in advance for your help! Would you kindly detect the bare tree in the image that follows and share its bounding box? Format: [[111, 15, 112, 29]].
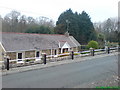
[[94, 17, 118, 42], [1, 10, 55, 33], [18, 15, 27, 32], [3, 10, 21, 32]]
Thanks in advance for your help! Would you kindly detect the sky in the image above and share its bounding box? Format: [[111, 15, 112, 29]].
[[0, 0, 119, 23]]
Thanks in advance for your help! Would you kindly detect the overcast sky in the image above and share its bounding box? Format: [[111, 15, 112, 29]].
[[0, 0, 119, 23]]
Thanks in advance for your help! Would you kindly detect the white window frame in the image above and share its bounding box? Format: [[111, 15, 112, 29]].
[[35, 51, 41, 57], [35, 50, 41, 61], [16, 52, 25, 62]]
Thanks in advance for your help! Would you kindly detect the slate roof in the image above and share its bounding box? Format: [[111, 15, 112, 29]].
[[1, 32, 80, 52]]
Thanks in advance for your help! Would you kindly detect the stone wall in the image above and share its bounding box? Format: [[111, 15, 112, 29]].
[[42, 49, 58, 55], [7, 52, 16, 60], [0, 45, 5, 62], [25, 51, 35, 58], [42, 50, 51, 55], [72, 47, 78, 52]]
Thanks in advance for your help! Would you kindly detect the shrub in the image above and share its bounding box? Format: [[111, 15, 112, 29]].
[[81, 45, 89, 51], [81, 52, 90, 54], [58, 54, 69, 57], [88, 40, 99, 49]]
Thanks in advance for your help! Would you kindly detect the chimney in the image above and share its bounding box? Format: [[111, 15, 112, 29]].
[[64, 31, 69, 37]]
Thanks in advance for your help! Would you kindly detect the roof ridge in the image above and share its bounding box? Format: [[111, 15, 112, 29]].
[[1, 32, 65, 36]]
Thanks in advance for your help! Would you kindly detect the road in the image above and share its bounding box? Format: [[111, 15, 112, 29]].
[[2, 55, 118, 88]]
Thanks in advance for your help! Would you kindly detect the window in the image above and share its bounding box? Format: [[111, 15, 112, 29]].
[[36, 51, 40, 57], [63, 49, 65, 53], [59, 48, 61, 54], [55, 50, 57, 55], [18, 53, 22, 59]]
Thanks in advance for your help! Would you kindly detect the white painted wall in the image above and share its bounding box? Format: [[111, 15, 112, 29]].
[[62, 42, 70, 49], [61, 42, 70, 53]]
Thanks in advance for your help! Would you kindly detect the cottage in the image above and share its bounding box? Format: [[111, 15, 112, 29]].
[[0, 32, 80, 63]]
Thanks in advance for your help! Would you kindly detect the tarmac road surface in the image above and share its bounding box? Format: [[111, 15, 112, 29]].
[[2, 55, 118, 88]]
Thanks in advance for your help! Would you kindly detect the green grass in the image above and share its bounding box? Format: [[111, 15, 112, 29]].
[[81, 52, 90, 54]]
